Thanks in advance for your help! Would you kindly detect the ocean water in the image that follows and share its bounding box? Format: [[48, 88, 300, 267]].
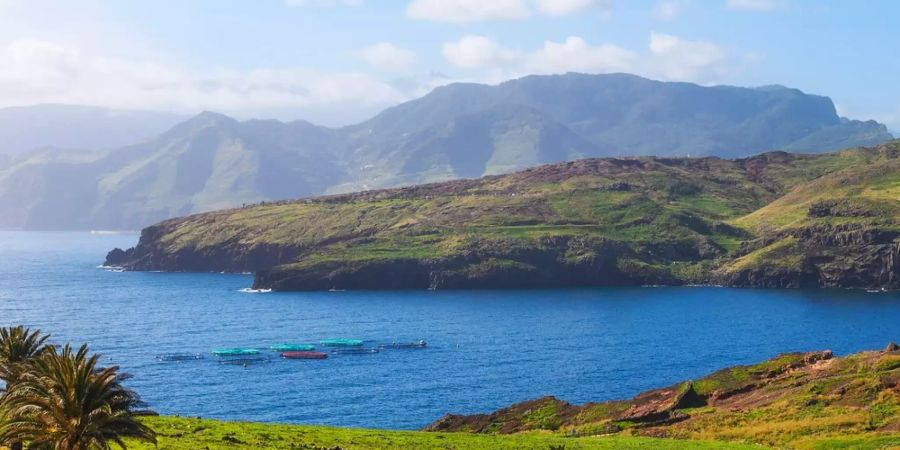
[[1, 231, 899, 430]]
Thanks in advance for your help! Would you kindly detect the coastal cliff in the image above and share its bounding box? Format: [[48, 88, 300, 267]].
[[107, 142, 900, 291]]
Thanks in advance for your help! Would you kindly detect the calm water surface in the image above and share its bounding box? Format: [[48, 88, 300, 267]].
[[1, 231, 898, 429]]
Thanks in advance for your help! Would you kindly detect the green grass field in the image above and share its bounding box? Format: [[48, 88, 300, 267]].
[[129, 416, 766, 450]]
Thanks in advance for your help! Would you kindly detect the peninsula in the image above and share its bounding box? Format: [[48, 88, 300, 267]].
[[106, 141, 900, 291]]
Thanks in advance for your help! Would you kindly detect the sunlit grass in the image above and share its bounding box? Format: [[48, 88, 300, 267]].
[[127, 416, 766, 450]]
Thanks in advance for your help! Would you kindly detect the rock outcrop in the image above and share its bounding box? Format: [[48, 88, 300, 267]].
[[252, 237, 684, 291], [717, 224, 900, 289]]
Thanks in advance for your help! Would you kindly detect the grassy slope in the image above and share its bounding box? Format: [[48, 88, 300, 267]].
[[109, 141, 900, 290], [426, 348, 900, 450], [140, 146, 891, 275], [718, 145, 900, 277], [154, 155, 811, 252], [735, 146, 900, 232], [129, 416, 762, 450]]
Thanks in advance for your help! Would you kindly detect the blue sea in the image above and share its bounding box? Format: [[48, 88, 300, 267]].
[[1, 231, 898, 429]]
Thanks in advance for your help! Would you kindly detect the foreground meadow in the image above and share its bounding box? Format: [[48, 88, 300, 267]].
[[129, 416, 763, 450], [129, 416, 900, 449]]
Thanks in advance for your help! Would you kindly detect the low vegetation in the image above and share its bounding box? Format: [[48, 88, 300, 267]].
[[126, 416, 761, 450], [427, 345, 900, 450]]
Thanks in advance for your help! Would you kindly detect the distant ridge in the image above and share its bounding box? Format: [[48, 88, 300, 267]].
[[0, 73, 893, 230]]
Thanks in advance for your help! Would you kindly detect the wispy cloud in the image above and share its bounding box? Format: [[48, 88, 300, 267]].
[[406, 0, 609, 23], [442, 35, 635, 78], [725, 0, 785, 12], [357, 42, 417, 72], [283, 0, 363, 6], [0, 0, 771, 126], [535, 0, 608, 17], [441, 32, 756, 85], [653, 0, 691, 20], [0, 38, 416, 125], [648, 31, 729, 81], [407, 0, 531, 23]]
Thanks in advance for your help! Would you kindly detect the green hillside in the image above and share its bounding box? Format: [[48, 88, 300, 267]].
[[719, 145, 900, 285], [735, 146, 900, 231], [108, 141, 900, 290]]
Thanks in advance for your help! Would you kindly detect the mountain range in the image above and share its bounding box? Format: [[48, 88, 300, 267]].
[[0, 73, 893, 230]]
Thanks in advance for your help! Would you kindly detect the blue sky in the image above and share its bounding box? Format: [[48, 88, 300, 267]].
[[0, 0, 897, 130]]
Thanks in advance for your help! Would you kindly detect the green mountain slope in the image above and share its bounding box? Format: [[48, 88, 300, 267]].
[[716, 146, 900, 287], [2, 73, 893, 230], [106, 141, 900, 290]]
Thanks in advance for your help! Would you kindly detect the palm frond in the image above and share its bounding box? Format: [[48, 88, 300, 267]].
[[0, 343, 157, 450]]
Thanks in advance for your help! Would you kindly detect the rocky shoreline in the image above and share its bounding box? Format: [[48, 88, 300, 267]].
[[105, 223, 900, 291]]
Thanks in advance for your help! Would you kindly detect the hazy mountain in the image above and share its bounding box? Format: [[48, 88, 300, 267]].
[[0, 112, 343, 229], [0, 73, 893, 230], [0, 104, 184, 156], [331, 73, 891, 191]]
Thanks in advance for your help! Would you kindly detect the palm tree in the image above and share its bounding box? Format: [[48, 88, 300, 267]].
[[0, 344, 157, 450], [0, 326, 49, 388], [0, 326, 49, 450]]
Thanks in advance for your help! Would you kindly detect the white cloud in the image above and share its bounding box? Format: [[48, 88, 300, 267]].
[[443, 35, 635, 76], [357, 42, 416, 71], [526, 36, 635, 73], [725, 0, 783, 12], [442, 32, 751, 85], [0, 38, 414, 125], [535, 0, 606, 16], [442, 36, 519, 69], [648, 31, 728, 81], [283, 0, 362, 6], [407, 0, 608, 23], [407, 0, 531, 23], [653, 0, 690, 20], [2, 39, 80, 91]]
